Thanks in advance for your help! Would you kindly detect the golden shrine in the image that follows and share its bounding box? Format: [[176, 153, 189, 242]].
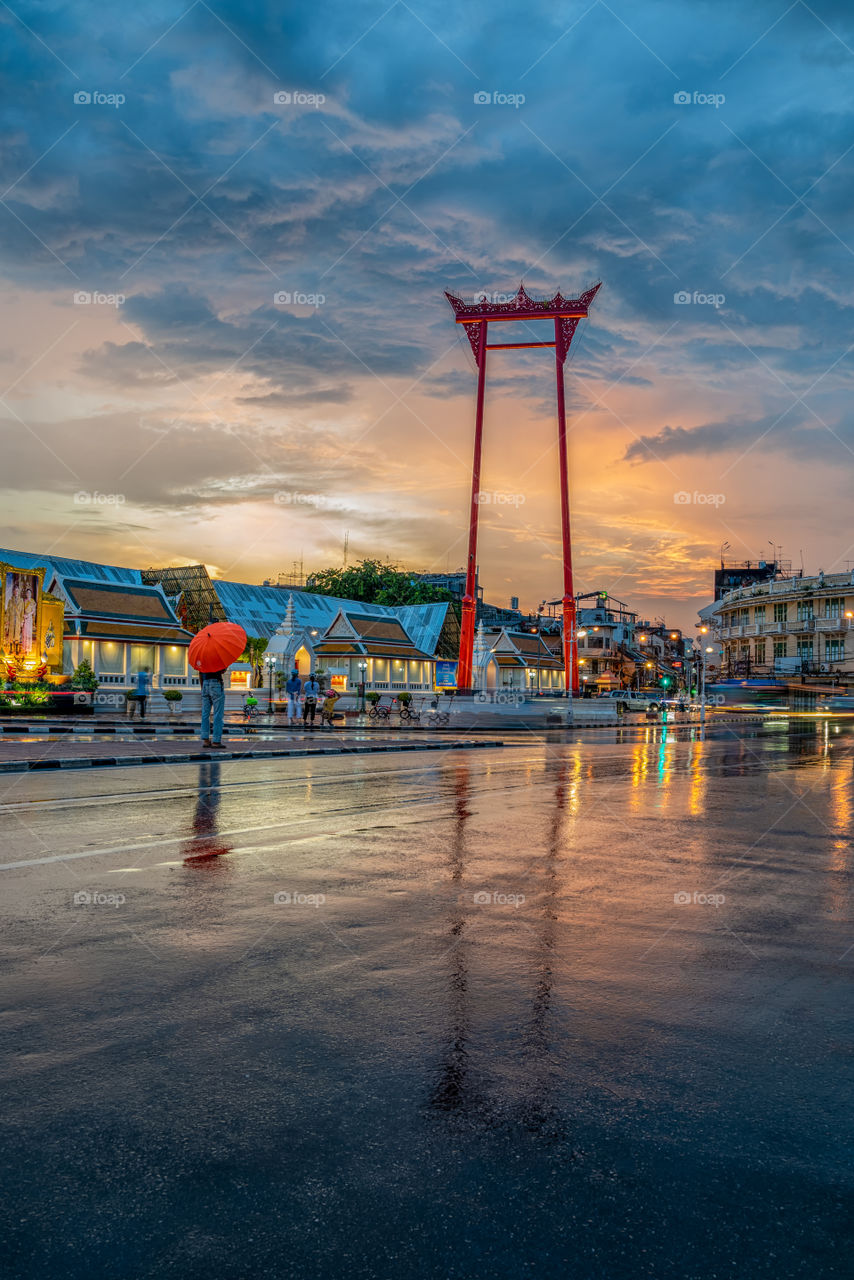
[[0, 562, 65, 682]]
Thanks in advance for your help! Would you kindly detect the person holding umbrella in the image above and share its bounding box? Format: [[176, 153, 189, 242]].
[[200, 666, 227, 748], [188, 621, 248, 751]]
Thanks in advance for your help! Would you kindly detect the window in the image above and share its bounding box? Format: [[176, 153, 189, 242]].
[[754, 605, 766, 622], [773, 602, 787, 622], [796, 640, 814, 661], [796, 600, 814, 622], [824, 597, 844, 619], [129, 644, 155, 675], [774, 640, 786, 659], [825, 638, 843, 663], [738, 608, 750, 626], [755, 640, 766, 664], [97, 640, 124, 674], [161, 645, 186, 677]]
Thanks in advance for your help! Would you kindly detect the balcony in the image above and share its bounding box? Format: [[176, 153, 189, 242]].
[[815, 617, 852, 632], [790, 619, 816, 633]]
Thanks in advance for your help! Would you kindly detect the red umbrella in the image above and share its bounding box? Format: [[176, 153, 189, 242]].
[[189, 622, 247, 673]]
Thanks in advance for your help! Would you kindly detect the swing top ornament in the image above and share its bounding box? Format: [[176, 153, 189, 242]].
[[444, 281, 601, 366]]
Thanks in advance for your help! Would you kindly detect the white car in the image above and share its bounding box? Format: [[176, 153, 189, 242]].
[[598, 689, 661, 713]]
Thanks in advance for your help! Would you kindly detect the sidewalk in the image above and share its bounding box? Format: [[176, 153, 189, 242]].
[[0, 732, 505, 774]]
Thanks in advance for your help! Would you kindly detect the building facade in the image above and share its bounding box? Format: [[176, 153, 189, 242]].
[[699, 570, 854, 678]]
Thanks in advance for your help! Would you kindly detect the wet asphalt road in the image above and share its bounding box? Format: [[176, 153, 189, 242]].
[[1, 719, 852, 1280]]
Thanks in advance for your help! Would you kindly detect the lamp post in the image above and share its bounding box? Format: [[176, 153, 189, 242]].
[[694, 641, 714, 725], [358, 660, 367, 713], [265, 653, 277, 714]]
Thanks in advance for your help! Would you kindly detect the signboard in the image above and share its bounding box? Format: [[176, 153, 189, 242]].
[[40, 595, 65, 667], [330, 674, 348, 692], [435, 660, 458, 688]]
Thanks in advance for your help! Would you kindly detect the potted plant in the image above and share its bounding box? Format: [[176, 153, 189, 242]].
[[366, 690, 380, 707], [397, 691, 412, 708], [163, 689, 183, 716]]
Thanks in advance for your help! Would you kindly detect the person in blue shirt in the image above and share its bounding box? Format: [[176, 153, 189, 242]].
[[134, 667, 151, 720], [285, 668, 302, 725], [302, 673, 321, 728]]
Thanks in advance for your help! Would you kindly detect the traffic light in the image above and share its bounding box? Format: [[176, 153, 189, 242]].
[[661, 676, 670, 688]]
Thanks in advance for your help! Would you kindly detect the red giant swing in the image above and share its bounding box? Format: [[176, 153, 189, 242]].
[[444, 282, 601, 694]]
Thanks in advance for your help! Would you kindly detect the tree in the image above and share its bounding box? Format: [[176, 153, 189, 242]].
[[70, 658, 98, 691], [304, 559, 456, 608], [240, 636, 269, 688]]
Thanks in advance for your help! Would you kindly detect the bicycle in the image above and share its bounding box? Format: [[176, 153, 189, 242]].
[[398, 699, 422, 725], [242, 698, 261, 733], [368, 696, 393, 722], [423, 696, 451, 728]]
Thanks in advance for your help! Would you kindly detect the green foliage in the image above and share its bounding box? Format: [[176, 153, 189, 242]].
[[397, 691, 412, 705], [239, 635, 269, 687], [163, 689, 183, 702], [305, 559, 455, 608], [366, 690, 381, 705], [70, 658, 98, 691]]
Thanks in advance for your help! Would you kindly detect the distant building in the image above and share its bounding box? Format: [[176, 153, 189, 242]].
[[700, 569, 854, 678], [714, 558, 791, 601], [479, 628, 565, 692]]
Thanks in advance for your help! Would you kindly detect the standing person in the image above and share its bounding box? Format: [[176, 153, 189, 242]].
[[302, 671, 320, 729], [285, 668, 302, 726], [200, 667, 227, 749], [134, 666, 151, 720]]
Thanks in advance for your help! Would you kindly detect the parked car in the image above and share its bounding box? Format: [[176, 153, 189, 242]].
[[597, 689, 662, 713]]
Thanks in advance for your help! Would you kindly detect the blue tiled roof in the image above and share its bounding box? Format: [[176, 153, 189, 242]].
[[214, 580, 450, 651], [0, 548, 140, 585]]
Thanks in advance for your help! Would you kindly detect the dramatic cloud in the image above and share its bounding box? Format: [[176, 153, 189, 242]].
[[2, 0, 854, 624]]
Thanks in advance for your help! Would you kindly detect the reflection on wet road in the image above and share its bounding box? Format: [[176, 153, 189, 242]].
[[0, 719, 852, 1279]]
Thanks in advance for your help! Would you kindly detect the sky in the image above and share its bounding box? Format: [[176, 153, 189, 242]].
[[2, 0, 854, 629]]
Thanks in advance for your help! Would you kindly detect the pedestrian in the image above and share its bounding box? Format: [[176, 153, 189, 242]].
[[134, 666, 151, 720], [302, 671, 321, 728], [200, 666, 227, 749], [319, 689, 341, 729], [285, 667, 302, 726]]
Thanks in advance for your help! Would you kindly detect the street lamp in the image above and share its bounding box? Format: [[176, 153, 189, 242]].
[[695, 641, 715, 724], [264, 653, 277, 714], [358, 660, 367, 713]]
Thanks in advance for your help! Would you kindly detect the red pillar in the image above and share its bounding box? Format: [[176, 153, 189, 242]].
[[458, 321, 488, 692], [555, 319, 578, 694]]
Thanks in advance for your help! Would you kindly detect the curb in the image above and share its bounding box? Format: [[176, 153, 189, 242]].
[[0, 739, 506, 775]]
